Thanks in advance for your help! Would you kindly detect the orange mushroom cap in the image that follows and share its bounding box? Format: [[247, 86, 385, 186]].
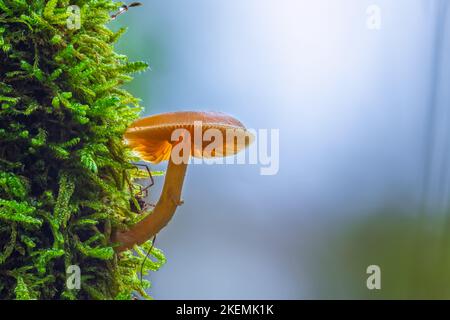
[[114, 111, 253, 251], [124, 111, 254, 163]]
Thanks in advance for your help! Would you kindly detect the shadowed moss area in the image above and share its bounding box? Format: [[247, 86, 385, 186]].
[[0, 0, 164, 300]]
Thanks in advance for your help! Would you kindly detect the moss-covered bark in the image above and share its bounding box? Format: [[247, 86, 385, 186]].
[[0, 0, 164, 300]]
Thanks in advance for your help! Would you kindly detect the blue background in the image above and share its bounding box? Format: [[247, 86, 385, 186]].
[[114, 0, 450, 299]]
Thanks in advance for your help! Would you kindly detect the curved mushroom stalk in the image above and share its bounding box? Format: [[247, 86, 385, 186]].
[[114, 158, 188, 252], [113, 111, 253, 252]]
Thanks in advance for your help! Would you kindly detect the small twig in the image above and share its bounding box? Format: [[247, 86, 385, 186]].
[[140, 235, 157, 286]]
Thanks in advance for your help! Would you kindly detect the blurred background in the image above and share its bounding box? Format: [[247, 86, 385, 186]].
[[113, 0, 450, 299]]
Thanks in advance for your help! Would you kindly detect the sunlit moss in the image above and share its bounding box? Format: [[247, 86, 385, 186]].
[[0, 0, 164, 300]]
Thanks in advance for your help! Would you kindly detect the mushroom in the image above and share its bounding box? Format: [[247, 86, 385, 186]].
[[113, 111, 253, 252]]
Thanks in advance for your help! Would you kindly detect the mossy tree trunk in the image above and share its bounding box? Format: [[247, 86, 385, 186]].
[[0, 0, 164, 300]]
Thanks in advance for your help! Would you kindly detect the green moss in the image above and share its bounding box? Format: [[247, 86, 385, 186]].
[[0, 0, 164, 299]]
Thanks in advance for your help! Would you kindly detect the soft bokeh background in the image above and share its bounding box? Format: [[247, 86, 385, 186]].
[[113, 0, 450, 299]]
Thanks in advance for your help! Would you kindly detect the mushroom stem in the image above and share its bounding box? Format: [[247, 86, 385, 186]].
[[114, 158, 188, 252]]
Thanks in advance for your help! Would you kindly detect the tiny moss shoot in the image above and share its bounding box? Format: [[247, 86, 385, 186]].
[[0, 0, 165, 300]]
